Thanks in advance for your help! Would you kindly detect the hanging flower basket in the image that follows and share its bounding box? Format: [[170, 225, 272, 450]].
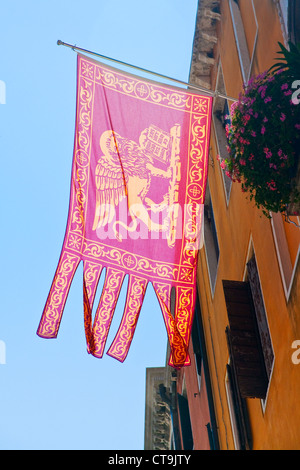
[[219, 42, 300, 218]]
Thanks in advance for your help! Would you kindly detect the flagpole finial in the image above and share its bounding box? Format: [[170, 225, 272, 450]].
[[57, 40, 63, 46]]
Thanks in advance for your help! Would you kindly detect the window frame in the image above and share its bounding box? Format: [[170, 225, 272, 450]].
[[271, 213, 300, 300], [203, 184, 220, 296], [212, 61, 233, 204], [225, 360, 252, 450], [228, 0, 251, 84]]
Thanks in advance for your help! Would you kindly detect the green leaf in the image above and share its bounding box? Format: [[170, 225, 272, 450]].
[[268, 41, 300, 78]]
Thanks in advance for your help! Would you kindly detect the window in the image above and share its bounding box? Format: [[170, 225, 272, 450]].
[[280, 0, 289, 32], [231, 0, 259, 82], [246, 256, 274, 381], [203, 184, 220, 294], [271, 213, 300, 299], [229, 0, 251, 83], [273, 0, 300, 45], [223, 281, 269, 399], [192, 296, 220, 450], [288, 0, 300, 44], [177, 382, 193, 450], [223, 253, 275, 448], [213, 62, 232, 201], [222, 254, 274, 399], [191, 313, 202, 390]]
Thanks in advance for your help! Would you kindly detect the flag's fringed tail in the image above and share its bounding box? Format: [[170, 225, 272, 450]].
[[37, 258, 194, 367]]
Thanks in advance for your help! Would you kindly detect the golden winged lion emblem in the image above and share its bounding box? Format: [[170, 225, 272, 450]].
[[92, 125, 181, 247]]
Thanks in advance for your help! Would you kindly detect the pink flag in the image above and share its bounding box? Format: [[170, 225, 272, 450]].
[[37, 54, 212, 368]]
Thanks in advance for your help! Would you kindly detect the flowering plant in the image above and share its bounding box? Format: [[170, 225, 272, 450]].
[[219, 43, 300, 217]]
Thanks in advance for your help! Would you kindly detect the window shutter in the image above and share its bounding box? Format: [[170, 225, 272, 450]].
[[223, 280, 268, 399], [177, 394, 193, 450], [225, 361, 252, 450], [247, 257, 274, 379]]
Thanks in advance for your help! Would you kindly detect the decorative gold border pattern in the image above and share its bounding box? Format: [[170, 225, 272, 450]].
[[37, 252, 81, 338]]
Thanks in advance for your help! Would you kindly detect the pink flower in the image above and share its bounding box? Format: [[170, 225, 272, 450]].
[[295, 124, 300, 130], [267, 180, 277, 191], [251, 130, 256, 137], [280, 113, 286, 122], [281, 83, 289, 90], [264, 97, 272, 103], [284, 90, 292, 96], [240, 159, 246, 166], [264, 147, 272, 159], [220, 160, 226, 170], [261, 126, 266, 135], [263, 117, 268, 123], [258, 85, 267, 98]]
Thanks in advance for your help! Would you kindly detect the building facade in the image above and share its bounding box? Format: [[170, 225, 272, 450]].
[[145, 0, 300, 451]]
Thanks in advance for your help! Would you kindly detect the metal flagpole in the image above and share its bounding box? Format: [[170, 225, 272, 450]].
[[57, 40, 238, 102]]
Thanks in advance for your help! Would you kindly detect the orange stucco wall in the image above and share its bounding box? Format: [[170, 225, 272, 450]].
[[196, 0, 300, 450]]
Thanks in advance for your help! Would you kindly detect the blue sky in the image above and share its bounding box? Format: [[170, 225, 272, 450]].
[[0, 0, 198, 450]]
